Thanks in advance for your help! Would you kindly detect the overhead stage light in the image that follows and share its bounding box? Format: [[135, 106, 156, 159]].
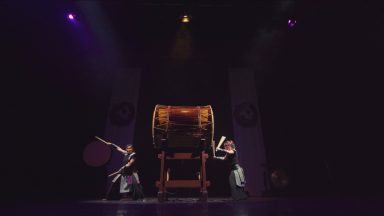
[[288, 19, 297, 28], [67, 13, 76, 21], [181, 15, 190, 23]]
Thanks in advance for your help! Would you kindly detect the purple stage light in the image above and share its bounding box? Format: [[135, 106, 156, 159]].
[[67, 13, 75, 21], [288, 19, 297, 28]]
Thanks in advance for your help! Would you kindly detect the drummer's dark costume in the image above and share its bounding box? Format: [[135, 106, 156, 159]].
[[226, 150, 248, 200], [119, 152, 144, 200]]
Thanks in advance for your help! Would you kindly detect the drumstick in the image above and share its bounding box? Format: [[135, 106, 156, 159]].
[[108, 165, 126, 177], [95, 136, 109, 144], [108, 171, 121, 178], [215, 136, 226, 151], [95, 136, 120, 149]]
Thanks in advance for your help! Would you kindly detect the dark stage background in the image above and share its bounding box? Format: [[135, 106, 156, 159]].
[[1, 1, 384, 202]]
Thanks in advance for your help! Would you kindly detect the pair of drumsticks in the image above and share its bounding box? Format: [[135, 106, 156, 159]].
[[96, 135, 227, 153], [95, 135, 227, 175]]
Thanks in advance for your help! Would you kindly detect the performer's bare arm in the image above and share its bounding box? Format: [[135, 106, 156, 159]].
[[118, 158, 135, 173], [105, 142, 128, 154], [115, 146, 128, 154], [95, 136, 127, 154], [213, 155, 227, 160], [108, 158, 135, 177], [216, 148, 235, 154], [124, 158, 135, 168]]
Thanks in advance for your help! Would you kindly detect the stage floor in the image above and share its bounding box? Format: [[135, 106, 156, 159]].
[[1, 197, 383, 216]]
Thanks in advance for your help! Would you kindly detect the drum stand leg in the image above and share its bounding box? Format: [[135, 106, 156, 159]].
[[199, 151, 208, 202], [158, 151, 166, 202]]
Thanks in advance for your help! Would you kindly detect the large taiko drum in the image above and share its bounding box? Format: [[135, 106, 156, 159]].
[[152, 105, 214, 151]]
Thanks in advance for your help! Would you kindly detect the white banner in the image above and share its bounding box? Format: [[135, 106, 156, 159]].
[[104, 68, 141, 173], [228, 68, 266, 196]]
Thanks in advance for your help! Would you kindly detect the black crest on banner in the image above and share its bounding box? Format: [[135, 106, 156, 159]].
[[109, 102, 135, 126], [233, 101, 258, 127]]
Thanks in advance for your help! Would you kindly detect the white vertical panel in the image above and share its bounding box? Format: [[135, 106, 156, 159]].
[[104, 68, 141, 173], [228, 68, 266, 196]]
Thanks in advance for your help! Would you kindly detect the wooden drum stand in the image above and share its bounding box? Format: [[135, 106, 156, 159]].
[[156, 151, 210, 202]]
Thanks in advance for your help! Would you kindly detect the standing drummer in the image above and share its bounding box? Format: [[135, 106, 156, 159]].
[[106, 143, 144, 200], [214, 140, 248, 200]]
